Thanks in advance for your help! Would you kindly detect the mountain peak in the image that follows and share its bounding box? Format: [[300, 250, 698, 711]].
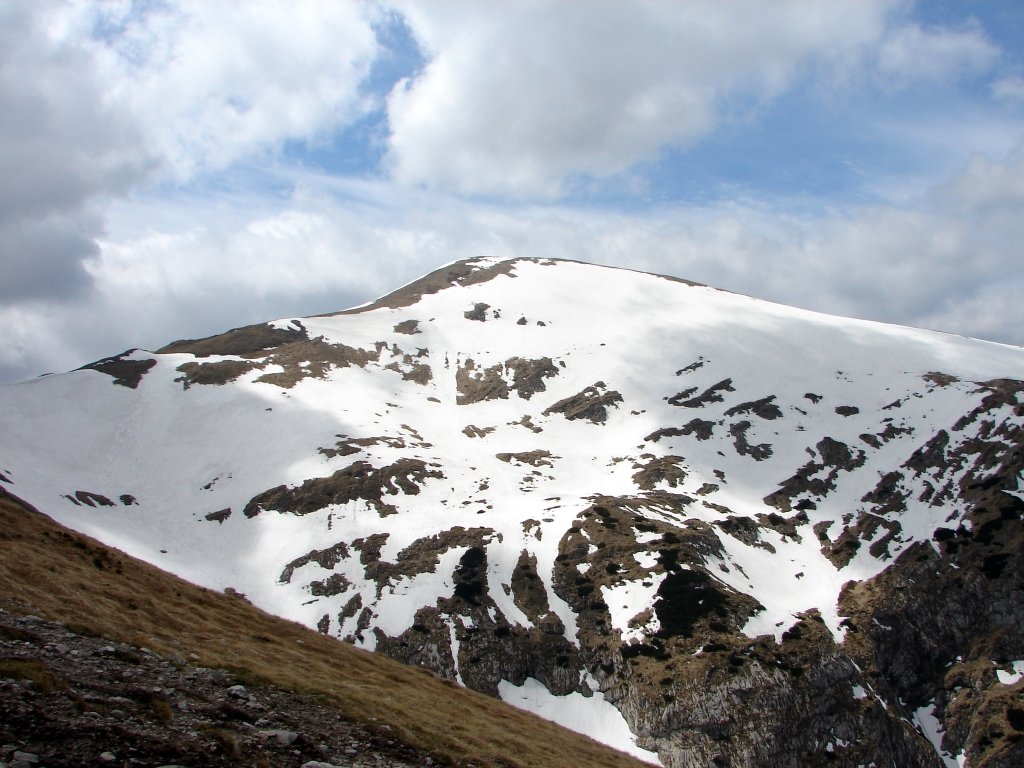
[[2, 257, 1023, 767]]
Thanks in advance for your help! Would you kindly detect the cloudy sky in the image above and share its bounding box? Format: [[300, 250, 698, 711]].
[[2, 0, 1023, 383]]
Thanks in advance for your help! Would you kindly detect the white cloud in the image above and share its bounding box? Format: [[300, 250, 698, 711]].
[[992, 75, 1024, 103], [2, 1, 1021, 386], [87, 0, 383, 180], [917, 288, 1024, 349], [383, 0, 898, 197], [0, 0, 385, 313], [933, 144, 1024, 209], [875, 21, 999, 86], [0, 1, 150, 304], [6, 134, 1023, 384]]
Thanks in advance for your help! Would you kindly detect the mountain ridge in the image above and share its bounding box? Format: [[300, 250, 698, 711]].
[[2, 256, 1023, 767]]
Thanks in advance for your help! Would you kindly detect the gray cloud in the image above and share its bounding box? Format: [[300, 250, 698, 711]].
[[0, 216, 98, 302], [0, 0, 384, 316], [0, 1, 151, 305]]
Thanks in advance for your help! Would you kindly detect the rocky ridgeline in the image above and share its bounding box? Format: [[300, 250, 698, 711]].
[[0, 608, 434, 768]]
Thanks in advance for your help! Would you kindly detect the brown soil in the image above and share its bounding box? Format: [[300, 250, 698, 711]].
[[631, 456, 688, 490], [455, 359, 509, 405], [253, 338, 380, 389]]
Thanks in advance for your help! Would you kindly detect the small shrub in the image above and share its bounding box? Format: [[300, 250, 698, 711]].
[[0, 625, 39, 643], [200, 725, 242, 757], [149, 696, 174, 725]]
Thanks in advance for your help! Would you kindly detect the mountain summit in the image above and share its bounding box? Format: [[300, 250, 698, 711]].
[[2, 257, 1023, 767]]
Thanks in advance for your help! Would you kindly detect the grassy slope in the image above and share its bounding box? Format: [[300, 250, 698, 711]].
[[0, 490, 649, 768]]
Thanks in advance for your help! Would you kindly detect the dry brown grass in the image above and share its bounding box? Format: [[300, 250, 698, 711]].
[[0, 491, 650, 768], [0, 657, 66, 692]]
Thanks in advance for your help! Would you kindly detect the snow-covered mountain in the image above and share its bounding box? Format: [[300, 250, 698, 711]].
[[2, 257, 1023, 767]]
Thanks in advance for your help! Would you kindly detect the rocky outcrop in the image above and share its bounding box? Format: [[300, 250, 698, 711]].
[[81, 351, 158, 389], [456, 356, 559, 404], [158, 322, 309, 357], [543, 382, 623, 423], [243, 460, 444, 518]]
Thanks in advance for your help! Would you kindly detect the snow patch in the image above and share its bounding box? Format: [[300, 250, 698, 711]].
[[498, 677, 661, 765], [602, 574, 666, 643], [913, 700, 961, 768], [996, 660, 1024, 685], [633, 550, 659, 569]]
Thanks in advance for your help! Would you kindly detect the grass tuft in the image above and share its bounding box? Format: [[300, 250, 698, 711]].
[[0, 657, 66, 692]]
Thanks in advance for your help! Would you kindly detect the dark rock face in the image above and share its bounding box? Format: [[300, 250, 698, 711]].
[[372, 529, 581, 699], [345, 373, 1024, 767], [393, 319, 420, 335], [535, 500, 926, 767], [764, 437, 867, 513], [64, 490, 116, 507], [464, 302, 492, 321], [833, 379, 1024, 767]]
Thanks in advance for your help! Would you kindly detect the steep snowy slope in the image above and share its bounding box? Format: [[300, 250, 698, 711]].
[[2, 257, 1023, 767]]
